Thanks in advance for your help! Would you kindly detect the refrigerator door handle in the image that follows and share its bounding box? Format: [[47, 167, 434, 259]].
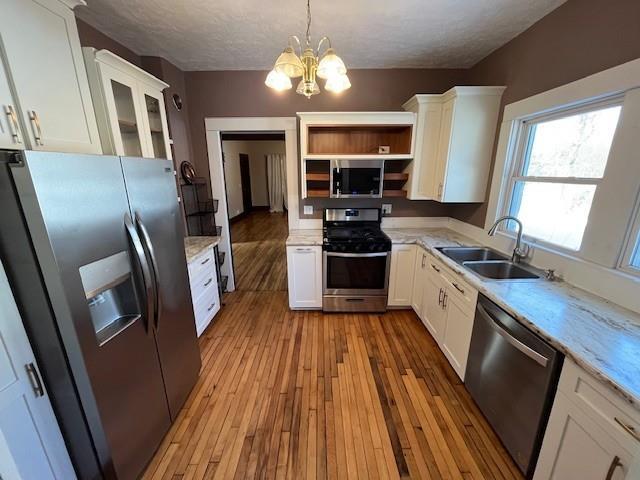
[[124, 213, 154, 335], [135, 212, 161, 332]]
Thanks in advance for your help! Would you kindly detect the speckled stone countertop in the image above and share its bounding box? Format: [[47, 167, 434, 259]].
[[184, 236, 221, 263], [286, 227, 640, 408], [286, 229, 323, 246]]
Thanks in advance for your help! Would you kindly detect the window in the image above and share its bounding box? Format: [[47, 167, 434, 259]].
[[505, 103, 622, 251]]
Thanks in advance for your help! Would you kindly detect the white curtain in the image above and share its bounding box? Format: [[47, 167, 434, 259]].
[[267, 153, 287, 213]]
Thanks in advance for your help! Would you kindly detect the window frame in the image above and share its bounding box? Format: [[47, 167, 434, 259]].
[[499, 96, 624, 255], [619, 198, 640, 274]]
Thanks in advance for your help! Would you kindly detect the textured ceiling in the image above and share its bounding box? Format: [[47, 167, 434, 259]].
[[76, 0, 567, 71]]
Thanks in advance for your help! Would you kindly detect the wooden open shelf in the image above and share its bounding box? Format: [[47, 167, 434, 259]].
[[306, 173, 330, 181], [307, 189, 330, 198], [307, 125, 413, 155], [118, 119, 138, 134], [383, 190, 407, 198], [383, 173, 409, 181]]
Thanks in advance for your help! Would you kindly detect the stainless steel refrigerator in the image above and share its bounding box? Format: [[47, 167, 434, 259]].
[[0, 150, 201, 479]]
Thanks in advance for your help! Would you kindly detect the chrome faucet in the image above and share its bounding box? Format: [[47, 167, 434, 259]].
[[488, 215, 529, 263]]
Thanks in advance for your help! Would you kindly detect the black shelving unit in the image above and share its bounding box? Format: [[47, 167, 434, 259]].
[[180, 177, 219, 236]]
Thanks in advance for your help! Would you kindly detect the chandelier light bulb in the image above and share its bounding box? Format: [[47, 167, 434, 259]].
[[265, 69, 292, 91]]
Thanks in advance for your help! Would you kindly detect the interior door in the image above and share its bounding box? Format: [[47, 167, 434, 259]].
[[12, 151, 171, 480], [1, 0, 100, 153], [239, 153, 253, 212], [0, 261, 75, 479], [121, 156, 201, 420]]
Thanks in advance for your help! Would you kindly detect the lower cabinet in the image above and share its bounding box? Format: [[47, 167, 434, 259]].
[[187, 247, 220, 336], [287, 246, 323, 309], [534, 361, 640, 480], [388, 244, 417, 306], [412, 248, 477, 380]]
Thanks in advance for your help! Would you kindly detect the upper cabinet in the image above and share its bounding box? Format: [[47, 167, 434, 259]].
[[298, 112, 416, 198], [0, 0, 101, 153], [83, 48, 172, 159], [403, 86, 505, 202]]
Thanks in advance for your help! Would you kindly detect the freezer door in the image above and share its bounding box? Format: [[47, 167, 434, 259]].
[[11, 151, 172, 479], [121, 157, 201, 419]]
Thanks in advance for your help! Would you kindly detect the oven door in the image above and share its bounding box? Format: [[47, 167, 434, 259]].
[[323, 251, 390, 295], [330, 159, 383, 198]]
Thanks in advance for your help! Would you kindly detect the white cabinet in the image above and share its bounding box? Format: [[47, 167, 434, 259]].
[[403, 86, 504, 202], [187, 247, 220, 337], [0, 50, 22, 149], [0, 0, 101, 154], [534, 361, 640, 480], [287, 246, 322, 309], [411, 249, 477, 379], [83, 48, 172, 159], [388, 244, 417, 306], [0, 261, 75, 479]]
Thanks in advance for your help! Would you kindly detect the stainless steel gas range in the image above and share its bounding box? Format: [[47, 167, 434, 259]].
[[322, 208, 392, 312]]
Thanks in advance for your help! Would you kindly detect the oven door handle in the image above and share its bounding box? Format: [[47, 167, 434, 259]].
[[325, 252, 389, 258]]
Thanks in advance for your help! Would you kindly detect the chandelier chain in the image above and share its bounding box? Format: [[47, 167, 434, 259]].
[[306, 0, 311, 47]]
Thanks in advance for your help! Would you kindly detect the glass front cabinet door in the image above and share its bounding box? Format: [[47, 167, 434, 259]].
[[83, 48, 172, 160]]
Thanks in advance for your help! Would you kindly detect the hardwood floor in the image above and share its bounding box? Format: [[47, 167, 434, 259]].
[[143, 290, 523, 479], [230, 210, 288, 292]]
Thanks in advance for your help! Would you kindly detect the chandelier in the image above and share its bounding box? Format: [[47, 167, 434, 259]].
[[265, 0, 350, 98]]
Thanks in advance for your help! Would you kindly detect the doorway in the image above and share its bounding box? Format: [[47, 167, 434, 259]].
[[239, 153, 252, 214], [206, 118, 297, 294]]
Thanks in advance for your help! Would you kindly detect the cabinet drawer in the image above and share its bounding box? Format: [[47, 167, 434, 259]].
[[193, 285, 219, 321], [425, 253, 477, 310], [559, 360, 640, 452], [188, 247, 215, 279], [191, 269, 218, 305]]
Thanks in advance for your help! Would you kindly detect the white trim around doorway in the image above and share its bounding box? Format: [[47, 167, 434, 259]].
[[204, 117, 299, 292]]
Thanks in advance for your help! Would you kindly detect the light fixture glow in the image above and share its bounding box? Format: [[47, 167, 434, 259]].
[[325, 73, 351, 93], [265, 69, 292, 91], [265, 0, 349, 99]]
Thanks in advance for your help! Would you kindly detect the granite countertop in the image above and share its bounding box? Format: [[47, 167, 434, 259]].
[[184, 236, 221, 263], [286, 226, 640, 408], [392, 228, 640, 410], [286, 229, 323, 246]]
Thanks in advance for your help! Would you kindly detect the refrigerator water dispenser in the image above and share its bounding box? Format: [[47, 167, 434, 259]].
[[79, 251, 141, 346]]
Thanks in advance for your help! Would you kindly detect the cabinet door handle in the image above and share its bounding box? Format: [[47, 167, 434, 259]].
[[431, 263, 440, 273], [615, 417, 640, 442], [25, 363, 44, 397], [295, 247, 312, 252], [204, 278, 213, 287], [452, 282, 465, 294], [28, 110, 43, 145], [442, 292, 448, 309], [207, 303, 216, 312], [605, 456, 623, 480], [4, 105, 22, 144], [438, 288, 443, 306], [421, 254, 426, 268], [437, 183, 443, 198]]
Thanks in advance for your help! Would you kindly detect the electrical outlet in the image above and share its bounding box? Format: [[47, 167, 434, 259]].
[[382, 204, 392, 215], [378, 145, 390, 154], [304, 205, 313, 215]]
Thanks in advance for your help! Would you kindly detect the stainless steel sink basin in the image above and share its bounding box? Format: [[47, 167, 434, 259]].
[[437, 246, 508, 264], [462, 260, 540, 280]]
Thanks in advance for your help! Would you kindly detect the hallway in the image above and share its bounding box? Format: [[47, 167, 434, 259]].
[[230, 210, 289, 292]]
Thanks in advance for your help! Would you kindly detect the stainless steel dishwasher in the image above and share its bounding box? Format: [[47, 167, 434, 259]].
[[465, 294, 563, 478]]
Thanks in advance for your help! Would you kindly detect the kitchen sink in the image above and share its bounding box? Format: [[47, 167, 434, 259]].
[[462, 260, 540, 280], [437, 246, 509, 264]]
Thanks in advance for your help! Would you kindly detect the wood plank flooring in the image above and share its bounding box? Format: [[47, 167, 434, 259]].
[[230, 211, 288, 292], [143, 290, 523, 479]]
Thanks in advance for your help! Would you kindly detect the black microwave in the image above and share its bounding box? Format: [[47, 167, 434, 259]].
[[330, 159, 384, 198]]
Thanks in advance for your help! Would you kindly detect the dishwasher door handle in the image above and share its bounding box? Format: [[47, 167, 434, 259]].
[[477, 303, 549, 367]]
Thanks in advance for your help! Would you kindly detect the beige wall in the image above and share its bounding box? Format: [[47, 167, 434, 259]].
[[221, 140, 286, 218]]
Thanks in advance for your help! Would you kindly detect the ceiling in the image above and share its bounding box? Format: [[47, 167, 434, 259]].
[[76, 0, 567, 71]]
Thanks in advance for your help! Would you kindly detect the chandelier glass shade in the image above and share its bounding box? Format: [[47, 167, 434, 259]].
[[265, 0, 350, 98]]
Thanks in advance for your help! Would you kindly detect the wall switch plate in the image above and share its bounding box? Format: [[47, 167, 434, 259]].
[[304, 205, 313, 215], [382, 204, 392, 215], [378, 145, 390, 154]]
